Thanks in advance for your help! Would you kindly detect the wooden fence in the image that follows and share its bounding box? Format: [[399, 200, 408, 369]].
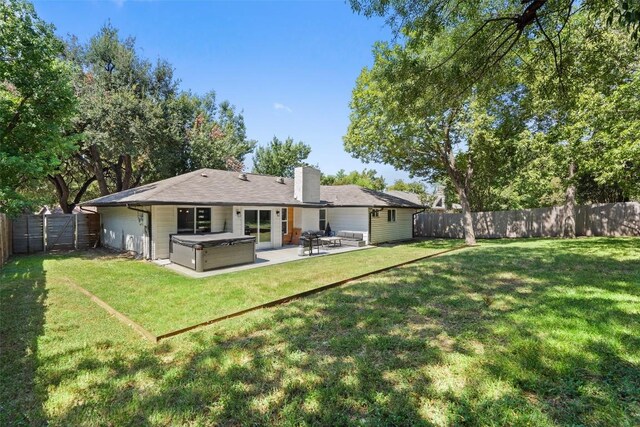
[[414, 202, 640, 239], [0, 213, 11, 268], [12, 213, 100, 254]]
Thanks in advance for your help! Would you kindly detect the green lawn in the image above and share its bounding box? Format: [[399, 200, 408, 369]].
[[1, 237, 639, 426], [40, 240, 462, 335]]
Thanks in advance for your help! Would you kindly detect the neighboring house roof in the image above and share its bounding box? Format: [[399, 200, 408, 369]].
[[82, 168, 421, 208], [385, 190, 426, 207], [37, 205, 96, 215]]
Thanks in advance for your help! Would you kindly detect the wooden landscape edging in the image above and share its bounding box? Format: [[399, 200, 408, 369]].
[[63, 278, 157, 343], [65, 245, 468, 344], [154, 244, 469, 342]]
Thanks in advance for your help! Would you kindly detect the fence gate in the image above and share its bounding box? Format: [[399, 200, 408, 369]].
[[12, 213, 100, 254], [11, 215, 44, 254]]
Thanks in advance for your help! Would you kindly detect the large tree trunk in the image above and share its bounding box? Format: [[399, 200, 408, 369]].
[[456, 185, 477, 245], [89, 144, 110, 196], [112, 154, 134, 192], [562, 161, 576, 238], [48, 173, 99, 214], [122, 154, 133, 191], [439, 114, 477, 245], [113, 155, 124, 192], [48, 174, 72, 214]]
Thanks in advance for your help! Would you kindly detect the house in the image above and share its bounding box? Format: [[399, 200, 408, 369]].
[[82, 166, 422, 260], [37, 205, 96, 215]]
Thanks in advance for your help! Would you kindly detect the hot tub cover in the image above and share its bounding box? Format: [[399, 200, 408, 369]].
[[171, 233, 256, 248]]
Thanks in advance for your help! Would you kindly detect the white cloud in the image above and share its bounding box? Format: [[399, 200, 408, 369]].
[[112, 0, 125, 8], [273, 102, 292, 113]]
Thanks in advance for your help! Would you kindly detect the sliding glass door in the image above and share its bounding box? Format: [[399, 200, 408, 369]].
[[244, 209, 272, 247]]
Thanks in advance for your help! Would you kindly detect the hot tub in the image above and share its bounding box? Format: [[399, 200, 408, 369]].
[[169, 233, 256, 272]]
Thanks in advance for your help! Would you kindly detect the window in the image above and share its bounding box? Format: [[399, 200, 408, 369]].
[[177, 208, 194, 234], [195, 208, 211, 233], [177, 207, 211, 233], [319, 209, 327, 230], [387, 209, 397, 222], [371, 209, 380, 218], [259, 210, 272, 243], [281, 208, 288, 235], [244, 209, 271, 244]]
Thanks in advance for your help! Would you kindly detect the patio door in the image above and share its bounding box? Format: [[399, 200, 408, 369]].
[[244, 209, 272, 248]]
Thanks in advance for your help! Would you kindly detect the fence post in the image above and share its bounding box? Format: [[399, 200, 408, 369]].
[[43, 215, 47, 253], [74, 214, 78, 250], [25, 215, 30, 254]]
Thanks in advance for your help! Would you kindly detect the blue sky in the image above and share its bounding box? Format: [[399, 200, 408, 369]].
[[32, 0, 414, 184]]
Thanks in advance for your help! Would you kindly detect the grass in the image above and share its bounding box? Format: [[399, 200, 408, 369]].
[[39, 239, 462, 335], [1, 237, 639, 426]]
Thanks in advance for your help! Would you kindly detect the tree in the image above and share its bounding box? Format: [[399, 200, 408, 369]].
[[0, 0, 76, 215], [45, 25, 176, 212], [347, 1, 640, 241], [252, 136, 311, 177], [186, 93, 256, 172], [344, 20, 515, 244], [386, 179, 426, 195], [431, 16, 639, 216], [523, 18, 640, 235], [48, 26, 255, 212], [321, 169, 387, 191]]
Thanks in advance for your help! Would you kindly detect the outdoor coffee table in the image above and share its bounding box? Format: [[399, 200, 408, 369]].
[[319, 236, 342, 247]]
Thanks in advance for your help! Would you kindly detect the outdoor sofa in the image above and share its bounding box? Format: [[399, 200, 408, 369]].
[[335, 231, 366, 247]]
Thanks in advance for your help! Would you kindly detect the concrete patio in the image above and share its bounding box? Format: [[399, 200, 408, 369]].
[[155, 244, 374, 278]]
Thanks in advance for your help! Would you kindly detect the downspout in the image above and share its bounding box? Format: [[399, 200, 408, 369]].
[[368, 208, 372, 245], [127, 205, 152, 260]]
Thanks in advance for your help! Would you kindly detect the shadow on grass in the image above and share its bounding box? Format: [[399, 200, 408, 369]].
[[8, 238, 640, 425], [0, 256, 48, 426]]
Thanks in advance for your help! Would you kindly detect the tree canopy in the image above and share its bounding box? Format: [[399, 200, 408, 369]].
[[321, 169, 387, 191], [252, 136, 311, 177], [450, 13, 640, 213], [386, 179, 426, 195], [47, 24, 255, 212], [0, 0, 76, 215], [350, 1, 640, 59]]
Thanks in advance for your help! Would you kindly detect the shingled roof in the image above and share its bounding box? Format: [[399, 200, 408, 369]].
[[82, 168, 421, 208], [320, 185, 421, 208], [385, 190, 426, 207]]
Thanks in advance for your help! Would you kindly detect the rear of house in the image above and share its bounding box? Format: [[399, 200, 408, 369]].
[[84, 167, 422, 261]]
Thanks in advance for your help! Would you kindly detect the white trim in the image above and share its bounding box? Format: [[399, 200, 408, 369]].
[[238, 206, 283, 249], [387, 209, 397, 222], [319, 208, 327, 230]]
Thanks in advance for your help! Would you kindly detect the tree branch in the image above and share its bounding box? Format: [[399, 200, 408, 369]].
[[535, 16, 565, 92], [72, 175, 98, 206]]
